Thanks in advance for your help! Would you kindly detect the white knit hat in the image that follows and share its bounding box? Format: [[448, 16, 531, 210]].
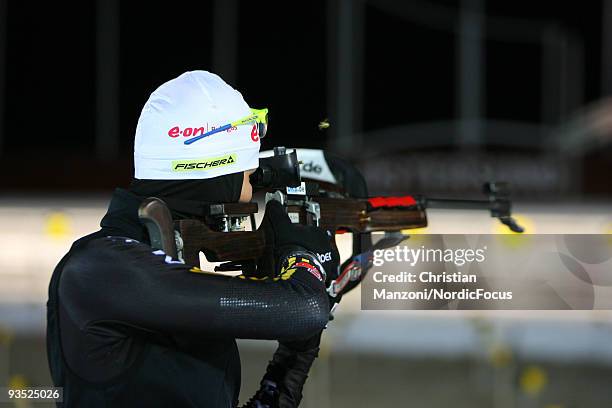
[[134, 71, 261, 180]]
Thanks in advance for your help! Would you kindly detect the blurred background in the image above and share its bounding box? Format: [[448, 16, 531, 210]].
[[0, 0, 611, 407]]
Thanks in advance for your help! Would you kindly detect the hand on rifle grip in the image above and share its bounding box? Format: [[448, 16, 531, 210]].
[[256, 200, 339, 282]]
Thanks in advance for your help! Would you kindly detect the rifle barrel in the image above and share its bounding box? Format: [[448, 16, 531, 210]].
[[424, 198, 495, 211]]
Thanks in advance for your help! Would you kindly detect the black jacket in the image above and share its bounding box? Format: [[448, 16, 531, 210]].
[[46, 189, 329, 407]]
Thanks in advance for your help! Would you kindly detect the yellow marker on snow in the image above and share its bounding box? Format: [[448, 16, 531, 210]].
[[45, 212, 72, 239], [494, 213, 533, 235], [8, 374, 28, 389], [401, 226, 427, 235], [494, 214, 533, 249], [8, 375, 30, 408], [399, 229, 429, 247], [520, 365, 547, 396]]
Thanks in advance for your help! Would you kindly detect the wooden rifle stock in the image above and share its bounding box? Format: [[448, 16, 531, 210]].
[[177, 197, 427, 267], [178, 220, 266, 267]]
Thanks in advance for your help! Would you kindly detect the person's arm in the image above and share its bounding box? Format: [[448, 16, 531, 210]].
[[59, 234, 329, 341]]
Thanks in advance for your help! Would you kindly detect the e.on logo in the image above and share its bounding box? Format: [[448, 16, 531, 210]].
[[168, 126, 207, 138], [167, 125, 238, 138]]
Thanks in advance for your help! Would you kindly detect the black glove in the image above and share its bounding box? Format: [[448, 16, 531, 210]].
[[257, 200, 339, 282]]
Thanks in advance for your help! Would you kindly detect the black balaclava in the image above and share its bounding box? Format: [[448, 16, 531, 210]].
[[129, 172, 244, 219]]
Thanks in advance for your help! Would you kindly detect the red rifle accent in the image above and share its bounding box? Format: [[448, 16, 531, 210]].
[[367, 196, 417, 208]]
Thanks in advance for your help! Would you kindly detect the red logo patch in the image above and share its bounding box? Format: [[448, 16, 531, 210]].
[[251, 124, 259, 142]]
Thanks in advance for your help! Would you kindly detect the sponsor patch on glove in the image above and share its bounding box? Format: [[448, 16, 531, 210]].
[[295, 260, 323, 282], [280, 256, 324, 282]]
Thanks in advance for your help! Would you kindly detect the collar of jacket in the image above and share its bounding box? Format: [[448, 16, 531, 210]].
[[99, 188, 149, 242]]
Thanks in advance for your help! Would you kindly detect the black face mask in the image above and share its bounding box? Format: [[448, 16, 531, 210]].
[[129, 172, 244, 220]]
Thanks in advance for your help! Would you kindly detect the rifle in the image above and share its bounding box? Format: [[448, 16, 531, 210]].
[[138, 147, 524, 299]]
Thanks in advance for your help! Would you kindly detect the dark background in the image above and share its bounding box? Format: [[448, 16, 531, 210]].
[[1, 0, 611, 195]]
